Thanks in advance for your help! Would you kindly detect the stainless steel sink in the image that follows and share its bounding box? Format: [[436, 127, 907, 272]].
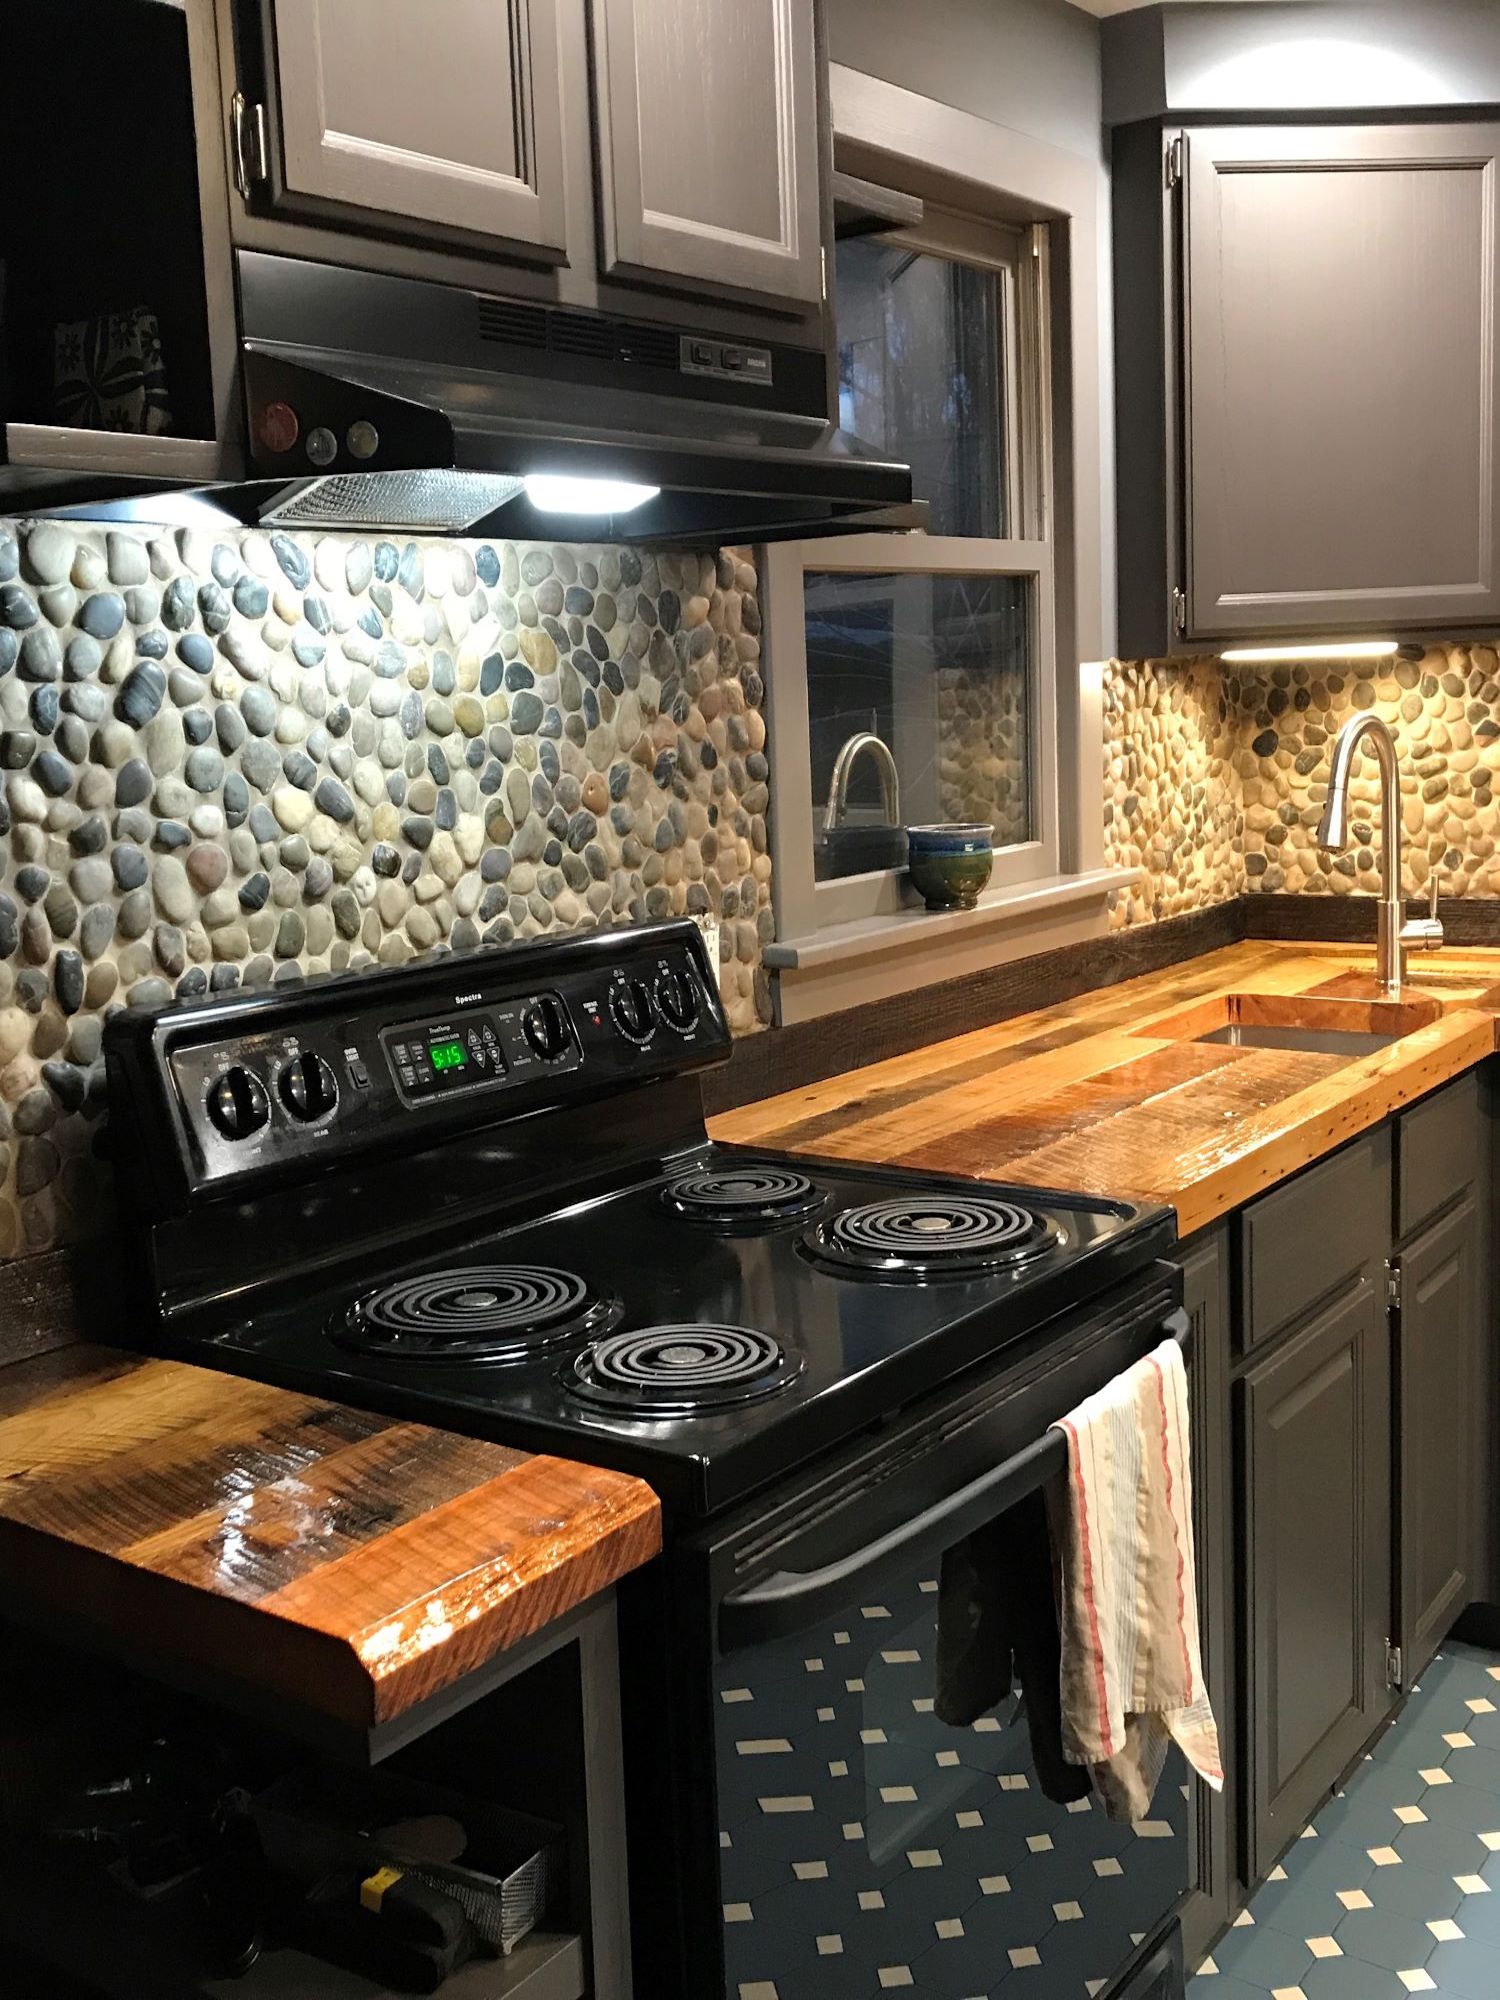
[[1196, 1023, 1401, 1057]]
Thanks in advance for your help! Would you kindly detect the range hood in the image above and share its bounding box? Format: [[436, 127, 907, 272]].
[[236, 253, 918, 545]]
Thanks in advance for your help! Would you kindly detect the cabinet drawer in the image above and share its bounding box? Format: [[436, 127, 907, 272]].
[[1396, 1072, 1482, 1241], [1238, 1125, 1390, 1353]]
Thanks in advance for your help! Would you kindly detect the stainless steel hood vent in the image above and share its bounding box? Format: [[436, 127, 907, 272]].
[[258, 469, 527, 533], [238, 252, 919, 544]]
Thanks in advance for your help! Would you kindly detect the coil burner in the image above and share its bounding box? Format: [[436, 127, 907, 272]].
[[804, 1195, 1062, 1279], [565, 1325, 804, 1416], [335, 1266, 620, 1363], [662, 1164, 825, 1230]]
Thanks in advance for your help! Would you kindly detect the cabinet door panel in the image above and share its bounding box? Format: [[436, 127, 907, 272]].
[[269, 0, 569, 256], [1241, 1271, 1392, 1878], [590, 0, 824, 304], [1178, 1226, 1236, 1963], [1184, 124, 1500, 637], [1398, 1194, 1479, 1679]]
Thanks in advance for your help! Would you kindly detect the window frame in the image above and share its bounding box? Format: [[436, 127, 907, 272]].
[[765, 532, 1058, 942], [756, 62, 1129, 1025]]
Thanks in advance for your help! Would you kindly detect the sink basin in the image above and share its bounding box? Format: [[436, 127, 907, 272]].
[[1142, 990, 1443, 1060], [1194, 1022, 1402, 1057]]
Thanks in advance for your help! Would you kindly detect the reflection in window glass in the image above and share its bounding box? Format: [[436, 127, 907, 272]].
[[806, 572, 1033, 881], [835, 237, 1006, 539]]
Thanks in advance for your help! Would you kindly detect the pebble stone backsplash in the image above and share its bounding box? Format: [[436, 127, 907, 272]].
[[0, 518, 770, 1262], [1104, 643, 1500, 928]]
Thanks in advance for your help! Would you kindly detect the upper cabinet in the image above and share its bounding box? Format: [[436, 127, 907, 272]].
[[1114, 120, 1500, 656], [261, 0, 570, 260], [589, 0, 825, 305], [227, 0, 829, 316]]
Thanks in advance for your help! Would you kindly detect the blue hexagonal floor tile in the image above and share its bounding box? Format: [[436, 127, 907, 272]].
[[1190, 1643, 1500, 1998]]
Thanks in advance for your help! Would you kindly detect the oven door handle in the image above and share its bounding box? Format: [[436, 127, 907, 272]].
[[717, 1307, 1189, 1654]]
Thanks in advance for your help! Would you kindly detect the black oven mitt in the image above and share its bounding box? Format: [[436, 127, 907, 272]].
[[933, 1484, 1092, 1805]]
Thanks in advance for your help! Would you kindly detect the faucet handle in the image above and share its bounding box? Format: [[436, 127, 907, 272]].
[[1401, 866, 1444, 955]]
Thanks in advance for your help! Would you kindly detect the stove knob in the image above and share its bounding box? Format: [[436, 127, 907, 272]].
[[655, 965, 699, 1034], [205, 1066, 270, 1142], [522, 995, 572, 1062], [609, 978, 656, 1045], [278, 1050, 339, 1123]]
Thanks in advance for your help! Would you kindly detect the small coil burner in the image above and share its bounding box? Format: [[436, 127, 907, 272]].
[[663, 1164, 825, 1230], [334, 1265, 620, 1363], [565, 1325, 804, 1416], [805, 1194, 1062, 1279]]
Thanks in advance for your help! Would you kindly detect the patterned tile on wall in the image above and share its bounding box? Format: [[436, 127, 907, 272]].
[[1104, 646, 1500, 931], [1191, 1642, 1500, 2000], [0, 519, 770, 1262]]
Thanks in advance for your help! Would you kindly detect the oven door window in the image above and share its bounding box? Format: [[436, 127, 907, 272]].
[[714, 1503, 1188, 1998]]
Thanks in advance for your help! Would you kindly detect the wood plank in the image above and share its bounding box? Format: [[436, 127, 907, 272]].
[[0, 1345, 661, 1732], [713, 939, 1500, 1238]]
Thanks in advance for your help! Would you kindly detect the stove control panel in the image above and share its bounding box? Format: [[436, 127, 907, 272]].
[[133, 921, 729, 1199], [380, 990, 582, 1103]]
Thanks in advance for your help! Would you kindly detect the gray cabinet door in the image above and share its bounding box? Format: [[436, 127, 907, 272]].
[[266, 0, 570, 258], [1177, 1226, 1237, 1966], [589, 0, 825, 305], [1395, 1193, 1480, 1682], [1183, 123, 1500, 639], [1240, 1269, 1393, 1879]]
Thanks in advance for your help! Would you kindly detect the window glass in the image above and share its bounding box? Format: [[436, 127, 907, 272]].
[[836, 236, 1007, 539], [805, 570, 1034, 882]]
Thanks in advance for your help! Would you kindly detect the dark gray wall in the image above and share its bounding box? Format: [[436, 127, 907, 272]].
[[826, 0, 1106, 166]]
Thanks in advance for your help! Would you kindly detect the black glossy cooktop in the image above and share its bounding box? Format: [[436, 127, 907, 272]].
[[191, 1142, 1174, 1515]]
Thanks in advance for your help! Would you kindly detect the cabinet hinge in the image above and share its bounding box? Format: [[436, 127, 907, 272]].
[[1386, 1259, 1403, 1312], [1172, 587, 1187, 636], [1165, 134, 1185, 190], [232, 92, 269, 197], [1387, 1642, 1405, 1692]]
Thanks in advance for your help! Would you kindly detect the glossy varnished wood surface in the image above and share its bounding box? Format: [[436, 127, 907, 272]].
[[713, 941, 1500, 1237], [0, 1344, 661, 1730]]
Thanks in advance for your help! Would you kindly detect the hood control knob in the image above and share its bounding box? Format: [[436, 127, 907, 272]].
[[655, 965, 699, 1034], [522, 995, 572, 1061], [206, 1066, 270, 1142], [278, 1050, 339, 1122], [609, 978, 656, 1045]]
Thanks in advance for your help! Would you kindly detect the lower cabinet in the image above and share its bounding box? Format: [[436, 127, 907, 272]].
[[1174, 1062, 1495, 1951], [1178, 1226, 1235, 1967], [1240, 1265, 1393, 1878]]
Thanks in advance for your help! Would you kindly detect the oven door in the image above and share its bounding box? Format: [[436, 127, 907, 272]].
[[703, 1285, 1192, 2000]]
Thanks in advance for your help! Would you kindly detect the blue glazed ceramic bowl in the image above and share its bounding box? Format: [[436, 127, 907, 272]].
[[905, 823, 995, 911]]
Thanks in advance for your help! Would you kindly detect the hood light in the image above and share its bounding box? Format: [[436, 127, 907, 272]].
[[523, 474, 660, 516], [1219, 639, 1402, 664]]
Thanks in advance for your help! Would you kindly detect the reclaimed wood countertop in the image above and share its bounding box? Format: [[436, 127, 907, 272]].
[[712, 940, 1500, 1237], [0, 1343, 661, 1738]]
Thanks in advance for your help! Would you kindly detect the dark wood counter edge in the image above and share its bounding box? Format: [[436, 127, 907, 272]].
[[704, 893, 1500, 1114]]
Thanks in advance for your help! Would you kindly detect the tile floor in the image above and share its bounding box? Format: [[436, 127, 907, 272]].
[[1190, 1641, 1500, 2000]]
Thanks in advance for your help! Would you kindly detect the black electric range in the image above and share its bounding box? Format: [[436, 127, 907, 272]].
[[104, 919, 1191, 2000]]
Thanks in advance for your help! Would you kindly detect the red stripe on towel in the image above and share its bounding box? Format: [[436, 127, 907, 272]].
[[1062, 1416, 1113, 1757]]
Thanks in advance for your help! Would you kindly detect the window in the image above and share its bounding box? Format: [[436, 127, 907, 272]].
[[765, 204, 1059, 941], [805, 568, 1036, 880], [835, 235, 1009, 539]]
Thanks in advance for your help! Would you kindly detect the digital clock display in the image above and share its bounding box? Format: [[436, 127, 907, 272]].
[[429, 1040, 467, 1073]]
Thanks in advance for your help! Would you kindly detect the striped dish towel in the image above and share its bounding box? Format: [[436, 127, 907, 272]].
[[1045, 1337, 1224, 1822]]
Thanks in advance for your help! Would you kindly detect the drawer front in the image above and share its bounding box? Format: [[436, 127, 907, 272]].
[[1396, 1071, 1483, 1241], [1238, 1124, 1391, 1352]]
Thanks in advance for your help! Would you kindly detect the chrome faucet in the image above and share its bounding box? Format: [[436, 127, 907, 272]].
[[824, 731, 901, 834], [1316, 713, 1443, 995]]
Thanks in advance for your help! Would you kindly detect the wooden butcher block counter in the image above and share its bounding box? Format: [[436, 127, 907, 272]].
[[0, 1341, 661, 1741], [713, 939, 1500, 1237]]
